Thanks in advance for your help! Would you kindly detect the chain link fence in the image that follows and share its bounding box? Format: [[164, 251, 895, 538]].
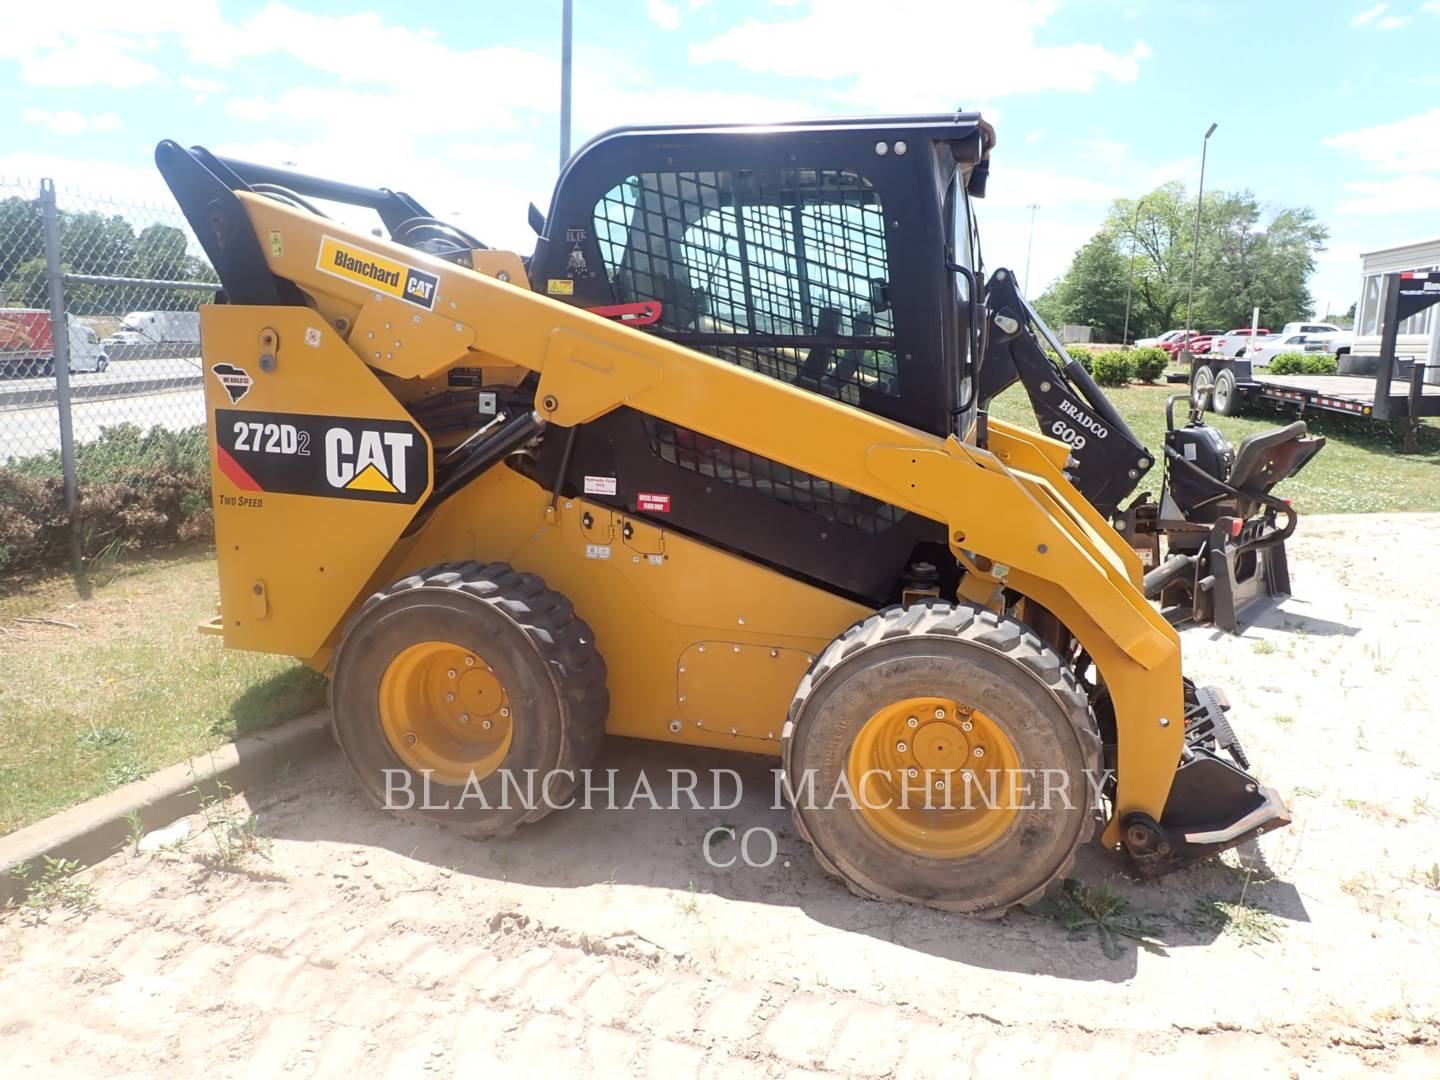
[[1, 177, 218, 589]]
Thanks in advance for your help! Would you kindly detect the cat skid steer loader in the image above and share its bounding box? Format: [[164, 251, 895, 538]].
[[157, 113, 1290, 915]]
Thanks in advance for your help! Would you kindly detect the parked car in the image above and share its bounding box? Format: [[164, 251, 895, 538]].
[[0, 309, 109, 377], [1244, 332, 1327, 368], [1276, 321, 1342, 338], [1210, 328, 1273, 357], [1135, 329, 1185, 349], [1160, 330, 1225, 357], [1307, 329, 1354, 356]]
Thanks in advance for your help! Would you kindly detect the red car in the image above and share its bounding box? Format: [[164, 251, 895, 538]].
[[1160, 330, 1224, 358]]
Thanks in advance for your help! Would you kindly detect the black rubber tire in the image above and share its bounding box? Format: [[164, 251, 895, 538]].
[[781, 602, 1101, 917], [330, 561, 608, 837], [1212, 368, 1240, 416], [1190, 364, 1214, 411]]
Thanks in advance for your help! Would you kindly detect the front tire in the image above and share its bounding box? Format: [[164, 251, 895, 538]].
[[331, 561, 608, 837], [781, 603, 1100, 917]]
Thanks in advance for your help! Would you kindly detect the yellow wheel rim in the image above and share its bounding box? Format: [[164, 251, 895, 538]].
[[378, 641, 513, 786], [847, 696, 1021, 858]]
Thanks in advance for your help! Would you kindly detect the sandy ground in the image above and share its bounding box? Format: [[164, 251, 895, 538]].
[[3, 513, 1440, 1077]]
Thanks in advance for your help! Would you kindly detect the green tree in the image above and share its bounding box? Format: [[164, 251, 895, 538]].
[[1040, 183, 1327, 339], [0, 196, 43, 288], [59, 211, 135, 278]]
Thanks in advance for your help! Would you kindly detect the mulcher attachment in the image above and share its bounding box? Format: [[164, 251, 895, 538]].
[[1122, 397, 1325, 632], [1120, 682, 1291, 877]]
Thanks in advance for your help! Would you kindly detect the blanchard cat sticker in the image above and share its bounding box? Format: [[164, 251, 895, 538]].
[[215, 409, 429, 505], [316, 235, 439, 310]]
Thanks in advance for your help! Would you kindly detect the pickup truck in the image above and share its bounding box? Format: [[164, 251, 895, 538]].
[[1210, 327, 1272, 358]]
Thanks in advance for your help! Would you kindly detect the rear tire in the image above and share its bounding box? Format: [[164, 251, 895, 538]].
[[1212, 368, 1239, 416], [1190, 364, 1214, 411], [331, 561, 608, 837], [781, 602, 1101, 917]]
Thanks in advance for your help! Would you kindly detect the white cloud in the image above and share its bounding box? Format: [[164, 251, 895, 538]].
[[1324, 108, 1440, 173], [1377, 13, 1411, 28], [1333, 175, 1440, 215], [1351, 2, 1387, 25], [1026, 130, 1046, 143], [21, 108, 123, 135], [646, 0, 682, 31], [179, 75, 227, 93], [689, 1, 1151, 107], [1424, 0, 1440, 11]]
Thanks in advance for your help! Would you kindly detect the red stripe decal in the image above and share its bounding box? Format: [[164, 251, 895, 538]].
[[217, 444, 262, 491]]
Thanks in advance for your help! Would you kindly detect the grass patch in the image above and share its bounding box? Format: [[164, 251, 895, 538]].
[[989, 382, 1440, 514], [1027, 878, 1165, 959], [1189, 871, 1281, 947], [0, 548, 326, 835]]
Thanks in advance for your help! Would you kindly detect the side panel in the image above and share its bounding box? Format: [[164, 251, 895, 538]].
[[200, 306, 433, 658], [391, 465, 871, 753]]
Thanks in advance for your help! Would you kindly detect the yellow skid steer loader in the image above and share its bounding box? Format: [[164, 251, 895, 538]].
[[157, 113, 1288, 915]]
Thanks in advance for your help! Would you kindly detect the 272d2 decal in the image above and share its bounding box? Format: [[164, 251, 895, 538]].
[[215, 409, 429, 505]]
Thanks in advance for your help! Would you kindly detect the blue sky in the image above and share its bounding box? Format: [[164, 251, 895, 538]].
[[3, 0, 1438, 319]]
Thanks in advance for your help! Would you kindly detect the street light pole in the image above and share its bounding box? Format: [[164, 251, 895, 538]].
[[559, 0, 573, 170], [1184, 122, 1218, 338], [1122, 196, 1145, 346], [1023, 203, 1039, 295]]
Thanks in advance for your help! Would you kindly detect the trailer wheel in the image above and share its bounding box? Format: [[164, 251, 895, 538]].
[[1211, 369, 1240, 416], [331, 561, 608, 838], [781, 602, 1100, 917], [1190, 364, 1215, 411]]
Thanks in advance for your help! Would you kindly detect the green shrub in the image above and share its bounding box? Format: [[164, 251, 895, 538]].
[[1268, 353, 1338, 376], [1090, 350, 1134, 387], [0, 424, 212, 575], [1130, 347, 1169, 383], [1061, 346, 1093, 373]]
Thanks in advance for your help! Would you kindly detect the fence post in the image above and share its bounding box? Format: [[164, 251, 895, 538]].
[[40, 178, 88, 596]]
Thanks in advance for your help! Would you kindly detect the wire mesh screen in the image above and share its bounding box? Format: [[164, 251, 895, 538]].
[[1, 178, 214, 467], [2, 176, 217, 581], [645, 417, 905, 534], [594, 169, 899, 405]]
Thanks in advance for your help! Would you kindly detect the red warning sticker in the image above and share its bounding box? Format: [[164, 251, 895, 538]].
[[637, 492, 671, 513]]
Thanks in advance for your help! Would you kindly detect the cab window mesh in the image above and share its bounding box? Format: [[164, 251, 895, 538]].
[[594, 170, 898, 403], [644, 417, 905, 534]]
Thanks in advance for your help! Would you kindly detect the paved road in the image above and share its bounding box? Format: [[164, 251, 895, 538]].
[[0, 387, 204, 461], [0, 357, 202, 405]]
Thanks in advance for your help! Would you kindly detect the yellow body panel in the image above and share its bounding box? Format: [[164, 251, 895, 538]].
[[199, 193, 1189, 841]]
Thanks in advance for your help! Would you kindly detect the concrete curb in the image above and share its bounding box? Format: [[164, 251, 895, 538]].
[[0, 710, 334, 905]]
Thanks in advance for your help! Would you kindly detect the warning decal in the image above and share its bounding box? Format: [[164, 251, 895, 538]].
[[584, 475, 617, 496], [636, 492, 671, 513]]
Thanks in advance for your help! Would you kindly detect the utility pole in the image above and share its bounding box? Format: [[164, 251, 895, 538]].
[[1122, 196, 1145, 346], [1184, 122, 1218, 337], [1023, 203, 1039, 295], [559, 0, 573, 171]]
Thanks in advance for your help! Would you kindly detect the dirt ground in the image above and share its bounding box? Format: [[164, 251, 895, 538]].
[[3, 513, 1440, 1077]]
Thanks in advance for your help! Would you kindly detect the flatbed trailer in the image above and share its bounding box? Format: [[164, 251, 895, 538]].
[[1186, 271, 1440, 451]]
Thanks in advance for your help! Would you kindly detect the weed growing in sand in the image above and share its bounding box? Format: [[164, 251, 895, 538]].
[[1028, 879, 1164, 959]]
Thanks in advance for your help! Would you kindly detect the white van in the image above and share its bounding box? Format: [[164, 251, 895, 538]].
[[0, 309, 108, 377]]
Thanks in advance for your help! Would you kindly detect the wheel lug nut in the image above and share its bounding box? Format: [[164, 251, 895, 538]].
[[907, 768, 918, 778], [465, 657, 475, 667], [448, 669, 458, 679], [934, 708, 945, 719], [896, 741, 908, 753], [906, 716, 918, 728], [404, 733, 417, 747], [961, 720, 973, 731], [459, 713, 470, 724], [482, 719, 493, 731], [500, 707, 510, 718], [445, 692, 456, 703], [935, 780, 946, 791], [973, 747, 985, 758]]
